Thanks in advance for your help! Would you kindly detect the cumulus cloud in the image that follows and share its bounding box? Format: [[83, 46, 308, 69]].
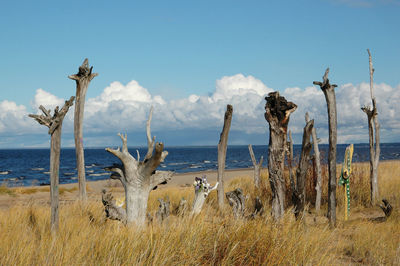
[[0, 74, 399, 147]]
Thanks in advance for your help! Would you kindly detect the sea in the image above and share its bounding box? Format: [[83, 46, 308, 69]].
[[0, 143, 399, 187]]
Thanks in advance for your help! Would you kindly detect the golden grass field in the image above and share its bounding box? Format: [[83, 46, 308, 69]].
[[0, 161, 399, 265]]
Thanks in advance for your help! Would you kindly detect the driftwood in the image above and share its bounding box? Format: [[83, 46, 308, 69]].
[[156, 197, 170, 222], [101, 189, 126, 222], [313, 68, 338, 227], [69, 58, 98, 201], [29, 96, 75, 232], [250, 197, 264, 218], [226, 188, 245, 219], [370, 199, 393, 223], [264, 92, 297, 220], [248, 144, 264, 189], [105, 107, 173, 225], [217, 104, 233, 208], [361, 49, 380, 205], [192, 176, 218, 215], [293, 118, 314, 219]]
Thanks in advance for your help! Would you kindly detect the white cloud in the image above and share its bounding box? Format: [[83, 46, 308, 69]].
[[0, 74, 399, 147]]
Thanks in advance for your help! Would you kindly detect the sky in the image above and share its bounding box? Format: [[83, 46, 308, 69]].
[[0, 0, 399, 148]]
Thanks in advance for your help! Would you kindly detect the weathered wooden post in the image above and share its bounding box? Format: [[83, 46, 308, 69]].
[[292, 119, 313, 219], [29, 96, 75, 232], [248, 144, 264, 189], [104, 107, 173, 226], [286, 130, 295, 193], [264, 92, 297, 220], [313, 68, 338, 227], [361, 49, 380, 205], [192, 176, 218, 215], [305, 112, 322, 212], [69, 58, 98, 201], [217, 104, 233, 208]]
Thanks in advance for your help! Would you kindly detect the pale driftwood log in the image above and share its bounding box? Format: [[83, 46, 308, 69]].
[[105, 107, 173, 226], [248, 144, 264, 189], [29, 96, 75, 233], [192, 176, 218, 215], [361, 49, 380, 205], [69, 58, 98, 201], [217, 104, 233, 208], [264, 92, 297, 220], [101, 189, 127, 222], [156, 197, 170, 222], [226, 188, 245, 219], [313, 68, 338, 227], [293, 119, 313, 219], [305, 112, 322, 212]]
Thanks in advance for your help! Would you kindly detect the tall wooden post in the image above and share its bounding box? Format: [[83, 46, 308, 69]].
[[29, 96, 75, 233], [264, 92, 297, 220], [361, 49, 380, 205], [217, 104, 233, 208], [69, 58, 98, 201], [305, 112, 322, 212], [313, 68, 338, 227]]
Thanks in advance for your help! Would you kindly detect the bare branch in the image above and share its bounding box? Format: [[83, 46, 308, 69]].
[[118, 133, 128, 154], [136, 149, 140, 161], [144, 106, 155, 161], [248, 144, 257, 165], [149, 171, 173, 189]]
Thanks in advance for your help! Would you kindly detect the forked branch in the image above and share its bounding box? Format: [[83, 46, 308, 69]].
[[144, 106, 156, 161]]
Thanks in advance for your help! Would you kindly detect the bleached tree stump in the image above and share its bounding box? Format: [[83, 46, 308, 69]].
[[192, 176, 218, 215], [264, 92, 297, 220], [226, 188, 246, 219], [104, 107, 173, 226], [293, 118, 313, 219], [174, 197, 188, 216], [217, 104, 233, 208], [313, 68, 338, 227], [248, 144, 264, 189], [156, 197, 170, 222], [29, 96, 75, 232], [69, 58, 98, 201], [305, 113, 322, 212], [101, 189, 127, 222]]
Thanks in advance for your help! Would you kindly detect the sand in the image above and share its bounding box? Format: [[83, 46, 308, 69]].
[[0, 168, 255, 210]]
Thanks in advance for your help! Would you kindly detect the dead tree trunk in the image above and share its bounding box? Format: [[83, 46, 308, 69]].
[[286, 130, 295, 193], [101, 189, 127, 222], [305, 113, 322, 212], [192, 176, 218, 215], [293, 119, 313, 219], [264, 92, 297, 220], [217, 104, 233, 208], [313, 68, 338, 227], [226, 188, 245, 219], [156, 197, 170, 222], [69, 58, 98, 201], [361, 49, 380, 205], [29, 96, 75, 232], [248, 144, 264, 189], [105, 107, 173, 226]]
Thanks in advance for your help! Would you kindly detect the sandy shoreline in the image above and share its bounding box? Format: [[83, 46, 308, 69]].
[[0, 168, 255, 210]]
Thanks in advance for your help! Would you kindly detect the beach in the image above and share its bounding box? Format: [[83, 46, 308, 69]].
[[0, 168, 255, 210]]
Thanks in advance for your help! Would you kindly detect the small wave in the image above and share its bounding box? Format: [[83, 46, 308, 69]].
[[43, 172, 50, 175], [189, 165, 201, 169], [89, 173, 109, 177], [63, 172, 75, 176], [203, 160, 211, 163], [31, 168, 45, 171], [86, 170, 94, 173], [169, 162, 188, 166], [0, 171, 10, 175]]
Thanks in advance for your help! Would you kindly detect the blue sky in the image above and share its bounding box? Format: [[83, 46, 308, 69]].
[[0, 0, 399, 147]]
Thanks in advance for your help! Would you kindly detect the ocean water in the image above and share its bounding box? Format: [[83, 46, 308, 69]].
[[0, 143, 399, 187]]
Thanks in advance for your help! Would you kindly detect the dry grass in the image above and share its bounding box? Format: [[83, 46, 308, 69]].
[[0, 161, 399, 265]]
